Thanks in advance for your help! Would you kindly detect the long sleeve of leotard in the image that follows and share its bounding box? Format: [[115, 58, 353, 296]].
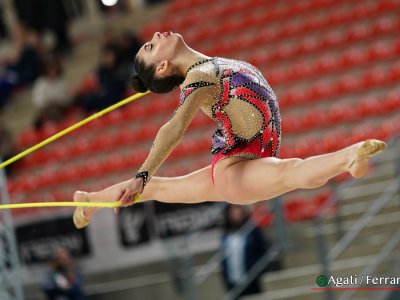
[[136, 71, 217, 182]]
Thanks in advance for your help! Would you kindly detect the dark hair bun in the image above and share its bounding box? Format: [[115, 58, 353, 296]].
[[131, 74, 148, 93]]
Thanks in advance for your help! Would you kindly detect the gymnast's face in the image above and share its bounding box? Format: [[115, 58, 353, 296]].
[[136, 32, 184, 77]]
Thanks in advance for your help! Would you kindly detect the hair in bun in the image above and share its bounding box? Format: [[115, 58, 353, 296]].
[[131, 73, 148, 93], [132, 55, 185, 94]]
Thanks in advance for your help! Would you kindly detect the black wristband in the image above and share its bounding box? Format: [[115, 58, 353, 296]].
[[135, 171, 149, 191]]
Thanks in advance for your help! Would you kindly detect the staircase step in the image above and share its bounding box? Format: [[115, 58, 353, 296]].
[[339, 178, 396, 203], [285, 230, 397, 268], [241, 254, 400, 300], [266, 255, 391, 290], [303, 210, 400, 240]]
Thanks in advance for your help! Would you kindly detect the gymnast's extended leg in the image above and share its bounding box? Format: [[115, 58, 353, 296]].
[[213, 140, 385, 204], [73, 165, 224, 224]]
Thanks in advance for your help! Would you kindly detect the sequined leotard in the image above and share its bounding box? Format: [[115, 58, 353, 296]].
[[137, 57, 281, 185]]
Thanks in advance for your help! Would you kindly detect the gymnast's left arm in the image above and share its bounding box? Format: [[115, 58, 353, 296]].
[[118, 71, 216, 206]]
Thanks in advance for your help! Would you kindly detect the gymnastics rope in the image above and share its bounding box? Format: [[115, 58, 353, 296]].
[[0, 91, 150, 209]]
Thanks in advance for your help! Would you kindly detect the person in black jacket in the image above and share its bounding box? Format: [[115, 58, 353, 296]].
[[0, 29, 42, 109], [39, 0, 72, 55], [221, 204, 270, 299], [13, 0, 72, 55], [79, 45, 126, 113], [0, 1, 9, 40], [42, 247, 85, 300]]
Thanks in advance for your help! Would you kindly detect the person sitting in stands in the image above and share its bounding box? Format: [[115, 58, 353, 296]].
[[220, 204, 271, 299], [32, 55, 70, 129]]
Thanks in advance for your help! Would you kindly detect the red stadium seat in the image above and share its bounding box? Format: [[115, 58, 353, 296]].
[[284, 197, 320, 222], [323, 130, 347, 152], [372, 17, 398, 35], [102, 110, 124, 127], [367, 42, 393, 61], [251, 204, 274, 227], [334, 76, 361, 95], [381, 119, 400, 138], [356, 97, 384, 118], [287, 62, 314, 81], [321, 30, 344, 49], [281, 116, 298, 133], [383, 91, 400, 111], [295, 37, 318, 55], [328, 103, 352, 124], [374, 126, 391, 141], [351, 124, 376, 143], [294, 136, 319, 158], [283, 89, 307, 106], [315, 55, 337, 74], [388, 63, 400, 81], [361, 69, 388, 88], [18, 130, 40, 148], [308, 192, 336, 218], [307, 82, 334, 102], [70, 138, 91, 156], [393, 38, 400, 55], [344, 24, 371, 43], [268, 70, 286, 86], [301, 109, 329, 130], [339, 49, 367, 68]]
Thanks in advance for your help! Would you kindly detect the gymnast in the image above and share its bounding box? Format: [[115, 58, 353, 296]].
[[73, 32, 386, 229]]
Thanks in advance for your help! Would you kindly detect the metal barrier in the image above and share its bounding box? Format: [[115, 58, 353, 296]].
[[222, 247, 280, 300], [164, 196, 287, 300], [161, 201, 228, 300], [0, 165, 24, 300], [83, 209, 283, 300], [339, 229, 400, 300], [328, 180, 399, 262], [314, 136, 400, 300]]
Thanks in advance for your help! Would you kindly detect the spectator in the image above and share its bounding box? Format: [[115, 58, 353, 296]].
[[32, 55, 70, 129], [0, 0, 9, 40], [0, 29, 43, 110], [13, 0, 72, 56], [116, 30, 142, 79], [79, 45, 126, 113], [117, 31, 141, 63], [99, 26, 119, 50], [13, 0, 42, 33], [39, 0, 72, 56], [220, 205, 270, 300], [42, 247, 85, 300]]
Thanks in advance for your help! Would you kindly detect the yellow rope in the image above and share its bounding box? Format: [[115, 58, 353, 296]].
[[0, 91, 150, 169], [0, 201, 122, 209], [0, 91, 149, 209]]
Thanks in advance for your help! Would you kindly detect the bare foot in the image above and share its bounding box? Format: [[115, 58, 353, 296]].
[[346, 139, 386, 178], [73, 191, 97, 229]]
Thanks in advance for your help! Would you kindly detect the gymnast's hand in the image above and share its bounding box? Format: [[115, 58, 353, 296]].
[[116, 177, 144, 211]]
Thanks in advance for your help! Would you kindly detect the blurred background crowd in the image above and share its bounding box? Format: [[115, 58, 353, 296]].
[[0, 0, 144, 176]]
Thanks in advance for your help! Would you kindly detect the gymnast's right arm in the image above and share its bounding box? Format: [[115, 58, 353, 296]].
[[118, 71, 216, 205]]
